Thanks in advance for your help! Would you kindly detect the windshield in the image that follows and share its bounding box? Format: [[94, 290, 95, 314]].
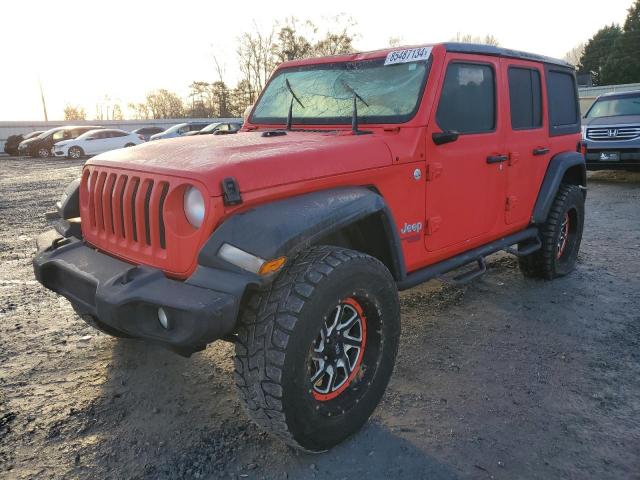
[[165, 123, 188, 134], [251, 57, 431, 125], [201, 122, 222, 133], [586, 94, 640, 119], [36, 127, 62, 139]]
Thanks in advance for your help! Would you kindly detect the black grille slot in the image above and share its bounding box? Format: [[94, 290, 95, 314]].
[[107, 174, 116, 235], [130, 179, 139, 242], [143, 181, 154, 246], [158, 183, 169, 249], [119, 176, 127, 239]]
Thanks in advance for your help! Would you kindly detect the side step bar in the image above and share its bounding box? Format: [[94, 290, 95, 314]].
[[440, 257, 487, 286], [397, 227, 539, 291]]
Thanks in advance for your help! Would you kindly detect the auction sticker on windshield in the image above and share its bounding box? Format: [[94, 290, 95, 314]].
[[384, 47, 432, 66]]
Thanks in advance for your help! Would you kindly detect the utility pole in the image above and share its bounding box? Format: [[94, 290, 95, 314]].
[[38, 77, 48, 122]]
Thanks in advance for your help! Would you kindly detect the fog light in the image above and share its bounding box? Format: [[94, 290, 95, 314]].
[[158, 307, 170, 329]]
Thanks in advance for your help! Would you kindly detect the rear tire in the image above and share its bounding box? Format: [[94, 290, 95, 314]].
[[124, 143, 135, 148], [234, 246, 400, 452], [518, 184, 584, 279], [37, 147, 51, 158]]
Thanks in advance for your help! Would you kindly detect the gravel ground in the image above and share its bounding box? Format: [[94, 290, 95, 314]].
[[0, 156, 639, 480]]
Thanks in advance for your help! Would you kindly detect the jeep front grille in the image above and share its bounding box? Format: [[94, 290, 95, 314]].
[[79, 165, 216, 278], [586, 126, 640, 141], [85, 169, 169, 250]]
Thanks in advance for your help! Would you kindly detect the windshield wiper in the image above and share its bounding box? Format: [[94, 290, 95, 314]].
[[285, 78, 304, 131], [340, 80, 371, 135]]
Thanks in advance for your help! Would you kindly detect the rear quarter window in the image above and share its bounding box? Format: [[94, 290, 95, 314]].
[[546, 68, 580, 136]]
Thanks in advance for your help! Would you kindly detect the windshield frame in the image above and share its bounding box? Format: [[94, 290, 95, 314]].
[[249, 56, 433, 126], [585, 92, 640, 119]]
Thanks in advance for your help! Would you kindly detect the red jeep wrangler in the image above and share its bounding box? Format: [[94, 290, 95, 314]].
[[34, 43, 586, 452]]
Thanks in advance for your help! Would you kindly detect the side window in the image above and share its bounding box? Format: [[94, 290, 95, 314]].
[[111, 131, 127, 137], [52, 130, 65, 141], [546, 69, 580, 136], [436, 63, 495, 134], [508, 67, 542, 130]]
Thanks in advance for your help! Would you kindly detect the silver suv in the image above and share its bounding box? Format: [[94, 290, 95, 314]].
[[582, 90, 640, 171]]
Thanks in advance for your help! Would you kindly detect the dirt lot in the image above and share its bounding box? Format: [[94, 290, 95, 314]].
[[0, 156, 639, 480]]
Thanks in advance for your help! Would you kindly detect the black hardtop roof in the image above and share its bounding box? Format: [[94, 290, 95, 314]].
[[443, 43, 573, 69]]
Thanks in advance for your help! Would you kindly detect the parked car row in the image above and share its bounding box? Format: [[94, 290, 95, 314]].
[[149, 121, 242, 140], [5, 120, 243, 159]]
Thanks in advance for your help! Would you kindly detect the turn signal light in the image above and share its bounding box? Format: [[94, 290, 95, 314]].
[[258, 256, 287, 276]]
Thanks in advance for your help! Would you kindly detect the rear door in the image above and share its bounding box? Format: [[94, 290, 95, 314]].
[[425, 54, 507, 252], [501, 59, 548, 225], [108, 131, 128, 150]]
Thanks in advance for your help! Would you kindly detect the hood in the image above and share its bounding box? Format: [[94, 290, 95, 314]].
[[20, 136, 41, 147], [87, 131, 393, 196], [583, 114, 640, 126]]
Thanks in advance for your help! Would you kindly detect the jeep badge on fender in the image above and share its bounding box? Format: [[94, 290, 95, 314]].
[[33, 42, 585, 452]]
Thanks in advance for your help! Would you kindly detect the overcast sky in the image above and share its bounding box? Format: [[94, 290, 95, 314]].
[[0, 0, 632, 121]]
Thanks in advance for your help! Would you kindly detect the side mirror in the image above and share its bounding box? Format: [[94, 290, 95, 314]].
[[432, 130, 460, 146]]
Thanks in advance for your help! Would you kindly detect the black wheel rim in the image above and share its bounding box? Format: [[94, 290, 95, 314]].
[[309, 297, 367, 401]]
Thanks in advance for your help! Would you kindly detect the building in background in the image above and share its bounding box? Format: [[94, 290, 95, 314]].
[[579, 82, 640, 114]]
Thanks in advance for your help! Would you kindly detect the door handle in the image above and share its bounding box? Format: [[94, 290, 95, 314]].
[[533, 147, 550, 156], [486, 154, 509, 164]]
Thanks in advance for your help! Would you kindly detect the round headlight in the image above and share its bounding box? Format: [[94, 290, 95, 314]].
[[184, 186, 205, 228]]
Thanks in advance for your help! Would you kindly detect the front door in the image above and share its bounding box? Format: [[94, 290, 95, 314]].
[[86, 131, 109, 155], [425, 54, 507, 252]]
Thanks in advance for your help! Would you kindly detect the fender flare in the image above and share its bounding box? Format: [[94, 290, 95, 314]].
[[196, 187, 406, 281], [532, 151, 586, 224]]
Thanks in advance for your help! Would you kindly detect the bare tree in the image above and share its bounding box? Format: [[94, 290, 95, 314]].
[[143, 89, 185, 119], [112, 103, 124, 120], [64, 104, 86, 121], [313, 15, 357, 56], [563, 43, 585, 67], [452, 33, 500, 46], [237, 24, 276, 104]]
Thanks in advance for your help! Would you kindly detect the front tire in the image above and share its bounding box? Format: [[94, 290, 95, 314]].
[[234, 246, 400, 452], [68, 146, 84, 159], [518, 184, 584, 279], [37, 147, 51, 158]]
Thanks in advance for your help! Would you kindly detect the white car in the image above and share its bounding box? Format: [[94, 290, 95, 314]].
[[54, 129, 144, 159]]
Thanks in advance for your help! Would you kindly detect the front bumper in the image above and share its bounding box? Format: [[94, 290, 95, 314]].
[[33, 230, 239, 355], [584, 139, 640, 170]]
